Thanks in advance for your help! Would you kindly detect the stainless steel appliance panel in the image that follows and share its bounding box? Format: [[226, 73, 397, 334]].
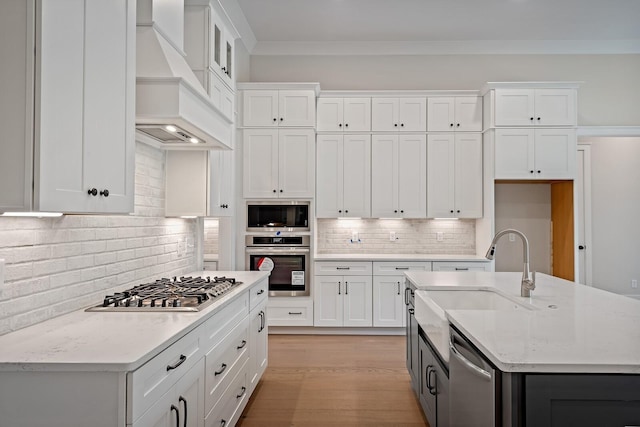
[[246, 201, 309, 232], [449, 326, 497, 427]]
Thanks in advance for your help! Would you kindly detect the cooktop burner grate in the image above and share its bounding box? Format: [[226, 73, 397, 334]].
[[86, 276, 242, 312]]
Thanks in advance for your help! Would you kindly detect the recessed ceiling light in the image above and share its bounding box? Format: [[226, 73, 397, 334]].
[[165, 125, 177, 132]]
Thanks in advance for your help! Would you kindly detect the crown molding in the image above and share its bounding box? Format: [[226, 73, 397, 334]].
[[249, 39, 640, 56]]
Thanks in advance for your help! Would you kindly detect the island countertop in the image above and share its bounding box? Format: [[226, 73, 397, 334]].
[[0, 271, 269, 372], [406, 271, 640, 374]]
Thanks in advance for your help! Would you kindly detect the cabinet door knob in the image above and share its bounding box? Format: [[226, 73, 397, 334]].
[[273, 118, 277, 122], [100, 189, 109, 197], [400, 123, 404, 127], [339, 123, 342, 127], [280, 118, 284, 121], [450, 123, 454, 127], [530, 117, 534, 121], [273, 189, 277, 193], [87, 188, 98, 196], [530, 170, 534, 174], [450, 210, 454, 213], [280, 189, 283, 193], [456, 123, 460, 127], [537, 117, 541, 121], [537, 170, 541, 174], [345, 123, 349, 127], [345, 210, 348, 213], [394, 123, 398, 127], [456, 210, 460, 213], [400, 210, 404, 213], [394, 210, 398, 213], [338, 210, 342, 213]]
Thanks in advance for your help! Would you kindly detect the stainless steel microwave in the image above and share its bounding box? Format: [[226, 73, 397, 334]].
[[246, 201, 310, 232]]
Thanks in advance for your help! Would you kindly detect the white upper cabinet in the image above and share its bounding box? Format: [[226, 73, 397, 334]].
[[316, 135, 371, 218], [317, 98, 371, 132], [372, 98, 427, 132], [371, 135, 427, 218], [427, 97, 482, 132], [494, 89, 576, 127], [0, 0, 135, 214], [165, 149, 234, 217], [242, 90, 316, 127], [243, 129, 315, 198], [427, 133, 483, 218], [494, 128, 576, 180]]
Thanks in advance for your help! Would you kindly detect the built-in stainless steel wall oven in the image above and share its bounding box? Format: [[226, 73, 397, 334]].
[[245, 235, 310, 296]]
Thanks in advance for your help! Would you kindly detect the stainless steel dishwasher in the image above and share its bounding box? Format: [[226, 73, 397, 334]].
[[449, 326, 498, 427]]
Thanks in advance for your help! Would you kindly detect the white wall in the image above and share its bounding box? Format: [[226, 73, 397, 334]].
[[494, 184, 552, 275], [580, 137, 640, 296], [249, 54, 640, 126], [0, 143, 200, 336]]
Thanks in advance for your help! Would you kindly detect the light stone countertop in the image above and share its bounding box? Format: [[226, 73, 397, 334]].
[[0, 271, 269, 372], [314, 253, 490, 262], [407, 271, 640, 374]]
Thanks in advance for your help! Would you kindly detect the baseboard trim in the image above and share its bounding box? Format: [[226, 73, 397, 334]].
[[268, 326, 406, 336]]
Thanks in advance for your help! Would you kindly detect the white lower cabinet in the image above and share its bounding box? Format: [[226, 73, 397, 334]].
[[372, 262, 432, 327], [267, 297, 314, 326], [431, 261, 491, 272], [249, 299, 268, 394], [314, 262, 373, 327], [133, 358, 205, 427]]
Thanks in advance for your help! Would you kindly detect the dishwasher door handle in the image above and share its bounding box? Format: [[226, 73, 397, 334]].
[[449, 336, 492, 380]]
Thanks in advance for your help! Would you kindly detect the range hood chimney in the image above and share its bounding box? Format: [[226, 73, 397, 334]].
[[135, 0, 232, 149]]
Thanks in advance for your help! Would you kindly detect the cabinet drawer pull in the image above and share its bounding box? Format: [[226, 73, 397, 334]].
[[220, 420, 227, 427], [395, 267, 409, 270], [214, 363, 227, 376], [166, 354, 187, 371], [236, 386, 247, 399], [179, 396, 188, 427], [171, 404, 180, 427], [397, 282, 401, 295], [455, 267, 469, 271], [257, 289, 265, 295], [237, 340, 247, 350], [336, 267, 350, 270], [288, 311, 303, 315], [345, 281, 349, 295]]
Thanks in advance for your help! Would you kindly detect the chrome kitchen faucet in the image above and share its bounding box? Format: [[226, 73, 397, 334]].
[[485, 229, 536, 297]]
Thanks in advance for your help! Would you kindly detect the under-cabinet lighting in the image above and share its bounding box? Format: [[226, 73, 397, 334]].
[[165, 125, 177, 132], [180, 216, 197, 219], [189, 137, 199, 144], [1, 212, 63, 218], [434, 218, 459, 220]]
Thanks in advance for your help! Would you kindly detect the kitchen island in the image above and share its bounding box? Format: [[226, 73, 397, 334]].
[[405, 271, 640, 426], [0, 271, 269, 427]]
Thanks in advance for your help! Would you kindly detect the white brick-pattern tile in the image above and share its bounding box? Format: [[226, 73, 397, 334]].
[[203, 218, 219, 256], [316, 218, 476, 255], [0, 143, 199, 336]]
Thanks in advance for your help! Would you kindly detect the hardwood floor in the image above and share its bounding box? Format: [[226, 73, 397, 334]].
[[237, 334, 429, 427]]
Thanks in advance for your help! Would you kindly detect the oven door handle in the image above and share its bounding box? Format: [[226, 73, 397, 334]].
[[245, 247, 310, 254]]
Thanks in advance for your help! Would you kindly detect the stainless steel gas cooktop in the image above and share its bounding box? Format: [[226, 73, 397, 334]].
[[86, 276, 242, 312]]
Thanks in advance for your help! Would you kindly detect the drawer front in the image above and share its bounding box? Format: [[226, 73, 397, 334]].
[[315, 261, 373, 276], [268, 306, 313, 326], [205, 359, 249, 427], [202, 293, 249, 350], [128, 326, 203, 423], [249, 278, 268, 311], [205, 316, 250, 413], [373, 261, 432, 275], [431, 261, 491, 272]]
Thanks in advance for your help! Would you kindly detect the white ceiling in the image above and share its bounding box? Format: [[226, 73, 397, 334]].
[[234, 0, 640, 55]]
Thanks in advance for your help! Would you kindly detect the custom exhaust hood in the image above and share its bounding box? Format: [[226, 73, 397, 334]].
[[135, 0, 232, 149]]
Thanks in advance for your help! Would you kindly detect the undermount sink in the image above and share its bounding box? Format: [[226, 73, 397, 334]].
[[424, 289, 534, 311], [415, 288, 535, 363]]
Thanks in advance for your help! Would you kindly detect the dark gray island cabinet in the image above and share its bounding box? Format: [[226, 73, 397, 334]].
[[404, 271, 640, 427]]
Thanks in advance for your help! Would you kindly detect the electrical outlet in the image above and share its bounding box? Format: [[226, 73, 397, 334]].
[[436, 232, 444, 242], [632, 279, 638, 289], [351, 231, 359, 243], [389, 231, 396, 242], [509, 233, 516, 242]]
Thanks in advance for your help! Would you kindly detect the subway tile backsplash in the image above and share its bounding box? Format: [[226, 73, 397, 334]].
[[0, 143, 199, 336], [203, 218, 219, 257], [316, 218, 476, 254]]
